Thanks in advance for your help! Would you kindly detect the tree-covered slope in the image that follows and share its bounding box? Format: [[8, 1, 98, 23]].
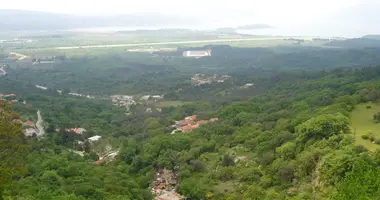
[[3, 65, 380, 199]]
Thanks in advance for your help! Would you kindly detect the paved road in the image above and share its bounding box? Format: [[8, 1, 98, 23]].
[[36, 110, 45, 137], [10, 52, 28, 60], [55, 37, 287, 50], [0, 67, 6, 76]]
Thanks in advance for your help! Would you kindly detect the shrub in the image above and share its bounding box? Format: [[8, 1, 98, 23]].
[[362, 134, 370, 140], [374, 113, 380, 123], [375, 139, 380, 145], [366, 105, 372, 109], [370, 136, 376, 142]]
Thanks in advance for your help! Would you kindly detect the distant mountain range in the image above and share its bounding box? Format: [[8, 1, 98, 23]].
[[326, 38, 380, 48], [237, 24, 273, 30], [0, 10, 199, 31], [215, 24, 273, 33], [362, 35, 380, 40]]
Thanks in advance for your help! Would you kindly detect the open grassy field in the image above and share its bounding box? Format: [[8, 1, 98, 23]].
[[154, 101, 185, 108], [350, 102, 380, 150]]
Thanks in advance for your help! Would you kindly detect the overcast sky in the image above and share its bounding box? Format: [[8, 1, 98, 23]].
[[1, 0, 379, 37]]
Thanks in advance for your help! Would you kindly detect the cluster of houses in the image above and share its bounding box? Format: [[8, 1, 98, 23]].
[[140, 95, 164, 102], [1, 38, 32, 45], [22, 120, 38, 137], [34, 85, 95, 99], [7, 53, 61, 68], [151, 168, 185, 200], [69, 92, 95, 99], [172, 115, 219, 134], [111, 94, 165, 111], [61, 128, 116, 164], [191, 74, 231, 86], [63, 129, 118, 165], [65, 128, 87, 135], [111, 95, 136, 108], [0, 93, 18, 104]]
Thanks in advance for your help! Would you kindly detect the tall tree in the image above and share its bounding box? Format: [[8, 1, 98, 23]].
[[0, 102, 29, 199]]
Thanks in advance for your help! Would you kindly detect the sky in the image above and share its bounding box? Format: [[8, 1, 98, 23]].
[[1, 0, 379, 37]]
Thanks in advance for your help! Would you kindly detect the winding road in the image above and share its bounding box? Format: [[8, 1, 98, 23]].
[[36, 110, 45, 137], [10, 52, 28, 60], [0, 67, 6, 76]]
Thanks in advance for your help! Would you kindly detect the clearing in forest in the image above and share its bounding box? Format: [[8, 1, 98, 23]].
[[351, 103, 380, 150], [155, 101, 184, 108]]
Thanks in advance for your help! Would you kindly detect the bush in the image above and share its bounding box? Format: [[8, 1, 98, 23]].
[[374, 112, 380, 123], [362, 134, 370, 140], [375, 139, 380, 145], [366, 105, 372, 109], [370, 136, 376, 142], [218, 167, 235, 181]]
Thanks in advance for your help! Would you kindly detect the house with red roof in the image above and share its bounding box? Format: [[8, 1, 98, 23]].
[[185, 115, 197, 121], [191, 124, 200, 129], [174, 115, 220, 133], [180, 125, 193, 132], [177, 119, 194, 127], [70, 128, 87, 134], [197, 120, 209, 125], [23, 121, 35, 127], [95, 160, 104, 165], [5, 94, 16, 97]]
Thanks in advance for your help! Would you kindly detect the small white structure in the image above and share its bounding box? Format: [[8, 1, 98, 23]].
[[57, 90, 62, 95], [183, 50, 212, 57], [69, 93, 95, 99], [36, 85, 48, 90], [88, 135, 102, 142], [242, 83, 255, 89], [151, 95, 164, 101], [140, 95, 151, 101], [24, 128, 37, 137]]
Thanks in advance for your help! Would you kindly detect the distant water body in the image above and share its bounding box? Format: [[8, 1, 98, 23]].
[[66, 26, 357, 38], [67, 26, 212, 32]]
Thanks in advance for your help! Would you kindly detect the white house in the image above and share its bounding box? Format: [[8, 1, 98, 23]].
[[183, 50, 212, 57], [88, 135, 102, 142]]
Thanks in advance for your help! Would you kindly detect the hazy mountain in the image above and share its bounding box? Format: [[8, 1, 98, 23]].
[[237, 24, 273, 30], [362, 35, 380, 40], [215, 27, 237, 33], [215, 24, 272, 34], [326, 38, 380, 48], [0, 10, 199, 31]]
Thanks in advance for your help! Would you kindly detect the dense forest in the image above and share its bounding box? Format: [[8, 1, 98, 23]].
[[3, 44, 380, 199]]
